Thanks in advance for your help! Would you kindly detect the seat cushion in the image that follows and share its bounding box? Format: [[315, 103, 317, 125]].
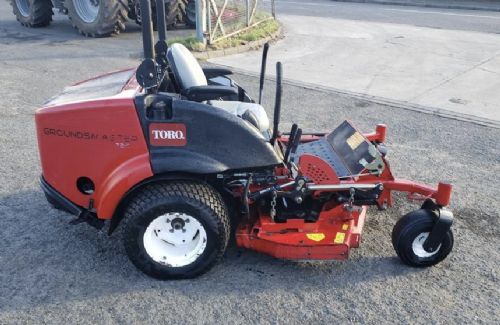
[[167, 43, 207, 89], [209, 100, 270, 133]]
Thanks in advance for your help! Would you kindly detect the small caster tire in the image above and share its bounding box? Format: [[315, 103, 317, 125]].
[[392, 209, 453, 267], [122, 181, 230, 279]]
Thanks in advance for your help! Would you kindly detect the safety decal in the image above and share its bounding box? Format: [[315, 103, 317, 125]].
[[306, 233, 326, 242], [334, 232, 345, 244], [342, 223, 349, 231], [346, 131, 364, 150], [149, 123, 187, 147]]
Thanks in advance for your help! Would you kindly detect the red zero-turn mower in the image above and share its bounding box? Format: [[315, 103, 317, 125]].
[[35, 0, 454, 279]]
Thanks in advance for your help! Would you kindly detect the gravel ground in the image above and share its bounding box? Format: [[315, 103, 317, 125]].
[[0, 3, 499, 324]]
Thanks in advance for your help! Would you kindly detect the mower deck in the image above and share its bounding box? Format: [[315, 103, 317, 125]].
[[236, 205, 366, 260]]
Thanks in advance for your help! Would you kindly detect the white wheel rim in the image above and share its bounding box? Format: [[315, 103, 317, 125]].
[[143, 212, 207, 267], [73, 0, 100, 23], [412, 232, 441, 258]]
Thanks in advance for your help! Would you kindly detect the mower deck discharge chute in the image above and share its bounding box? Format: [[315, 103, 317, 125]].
[[35, 0, 455, 279]]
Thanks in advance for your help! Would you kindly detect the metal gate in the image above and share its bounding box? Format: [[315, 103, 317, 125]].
[[204, 0, 275, 44]]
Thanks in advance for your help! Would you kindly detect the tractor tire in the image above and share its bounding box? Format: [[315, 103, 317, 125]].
[[134, 0, 188, 30], [10, 0, 53, 27], [166, 0, 188, 27], [65, 0, 127, 37], [122, 181, 230, 279], [185, 0, 196, 27], [392, 209, 453, 267]]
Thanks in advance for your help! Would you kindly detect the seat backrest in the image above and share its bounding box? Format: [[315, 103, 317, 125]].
[[167, 43, 207, 90]]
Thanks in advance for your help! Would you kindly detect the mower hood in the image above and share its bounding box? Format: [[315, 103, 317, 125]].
[[43, 68, 140, 107]]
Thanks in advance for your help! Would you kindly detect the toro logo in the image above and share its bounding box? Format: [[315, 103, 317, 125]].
[[149, 123, 187, 147]]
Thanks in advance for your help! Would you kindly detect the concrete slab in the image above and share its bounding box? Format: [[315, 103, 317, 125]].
[[209, 14, 500, 122]]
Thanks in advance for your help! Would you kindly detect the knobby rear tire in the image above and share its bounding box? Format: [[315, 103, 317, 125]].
[[10, 0, 53, 27], [65, 0, 127, 37], [122, 180, 230, 279]]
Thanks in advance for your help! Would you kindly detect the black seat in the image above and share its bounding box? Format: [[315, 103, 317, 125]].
[[166, 43, 270, 133]]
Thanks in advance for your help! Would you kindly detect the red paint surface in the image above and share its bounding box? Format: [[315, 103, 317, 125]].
[[236, 205, 366, 260], [36, 97, 152, 219], [236, 123, 452, 259]]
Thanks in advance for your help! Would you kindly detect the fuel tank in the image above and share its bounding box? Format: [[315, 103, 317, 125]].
[[36, 69, 152, 218]]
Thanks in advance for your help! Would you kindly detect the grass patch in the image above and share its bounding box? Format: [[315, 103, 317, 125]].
[[169, 36, 207, 51], [170, 19, 280, 52]]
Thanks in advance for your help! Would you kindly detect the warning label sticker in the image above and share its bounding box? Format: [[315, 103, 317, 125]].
[[334, 232, 346, 244], [306, 233, 326, 242], [346, 132, 365, 150]]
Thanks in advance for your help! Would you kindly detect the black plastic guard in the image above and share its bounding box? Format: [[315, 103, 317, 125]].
[[294, 121, 376, 177], [326, 121, 376, 175], [40, 176, 82, 216], [134, 94, 281, 175]]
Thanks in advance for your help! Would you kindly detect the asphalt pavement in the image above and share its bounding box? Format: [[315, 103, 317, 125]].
[[0, 1, 499, 324], [272, 0, 500, 33]]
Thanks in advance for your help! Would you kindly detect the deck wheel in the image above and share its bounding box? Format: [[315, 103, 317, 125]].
[[392, 209, 453, 267]]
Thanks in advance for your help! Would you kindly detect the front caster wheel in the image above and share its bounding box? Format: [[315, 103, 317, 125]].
[[392, 209, 453, 267], [123, 181, 230, 279]]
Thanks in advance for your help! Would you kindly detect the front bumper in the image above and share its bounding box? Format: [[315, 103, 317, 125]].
[[40, 176, 82, 217]]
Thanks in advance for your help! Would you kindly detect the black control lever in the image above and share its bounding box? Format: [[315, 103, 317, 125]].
[[270, 62, 283, 145], [290, 128, 302, 157], [258, 43, 269, 104], [241, 174, 252, 215], [286, 128, 302, 172], [283, 123, 298, 163]]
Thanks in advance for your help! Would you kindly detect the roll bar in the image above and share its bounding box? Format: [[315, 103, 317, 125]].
[[154, 0, 169, 70], [136, 0, 170, 93]]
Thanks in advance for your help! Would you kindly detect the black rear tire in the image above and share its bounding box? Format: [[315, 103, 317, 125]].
[[122, 181, 230, 279], [392, 209, 453, 267], [133, 0, 191, 30], [10, 0, 53, 27], [166, 0, 188, 27], [65, 0, 128, 37], [185, 0, 196, 27]]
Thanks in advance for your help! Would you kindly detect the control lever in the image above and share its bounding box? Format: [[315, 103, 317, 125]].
[[270, 62, 283, 145], [258, 43, 270, 104], [287, 128, 302, 174], [241, 174, 252, 216], [283, 123, 298, 163], [290, 128, 302, 157]]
